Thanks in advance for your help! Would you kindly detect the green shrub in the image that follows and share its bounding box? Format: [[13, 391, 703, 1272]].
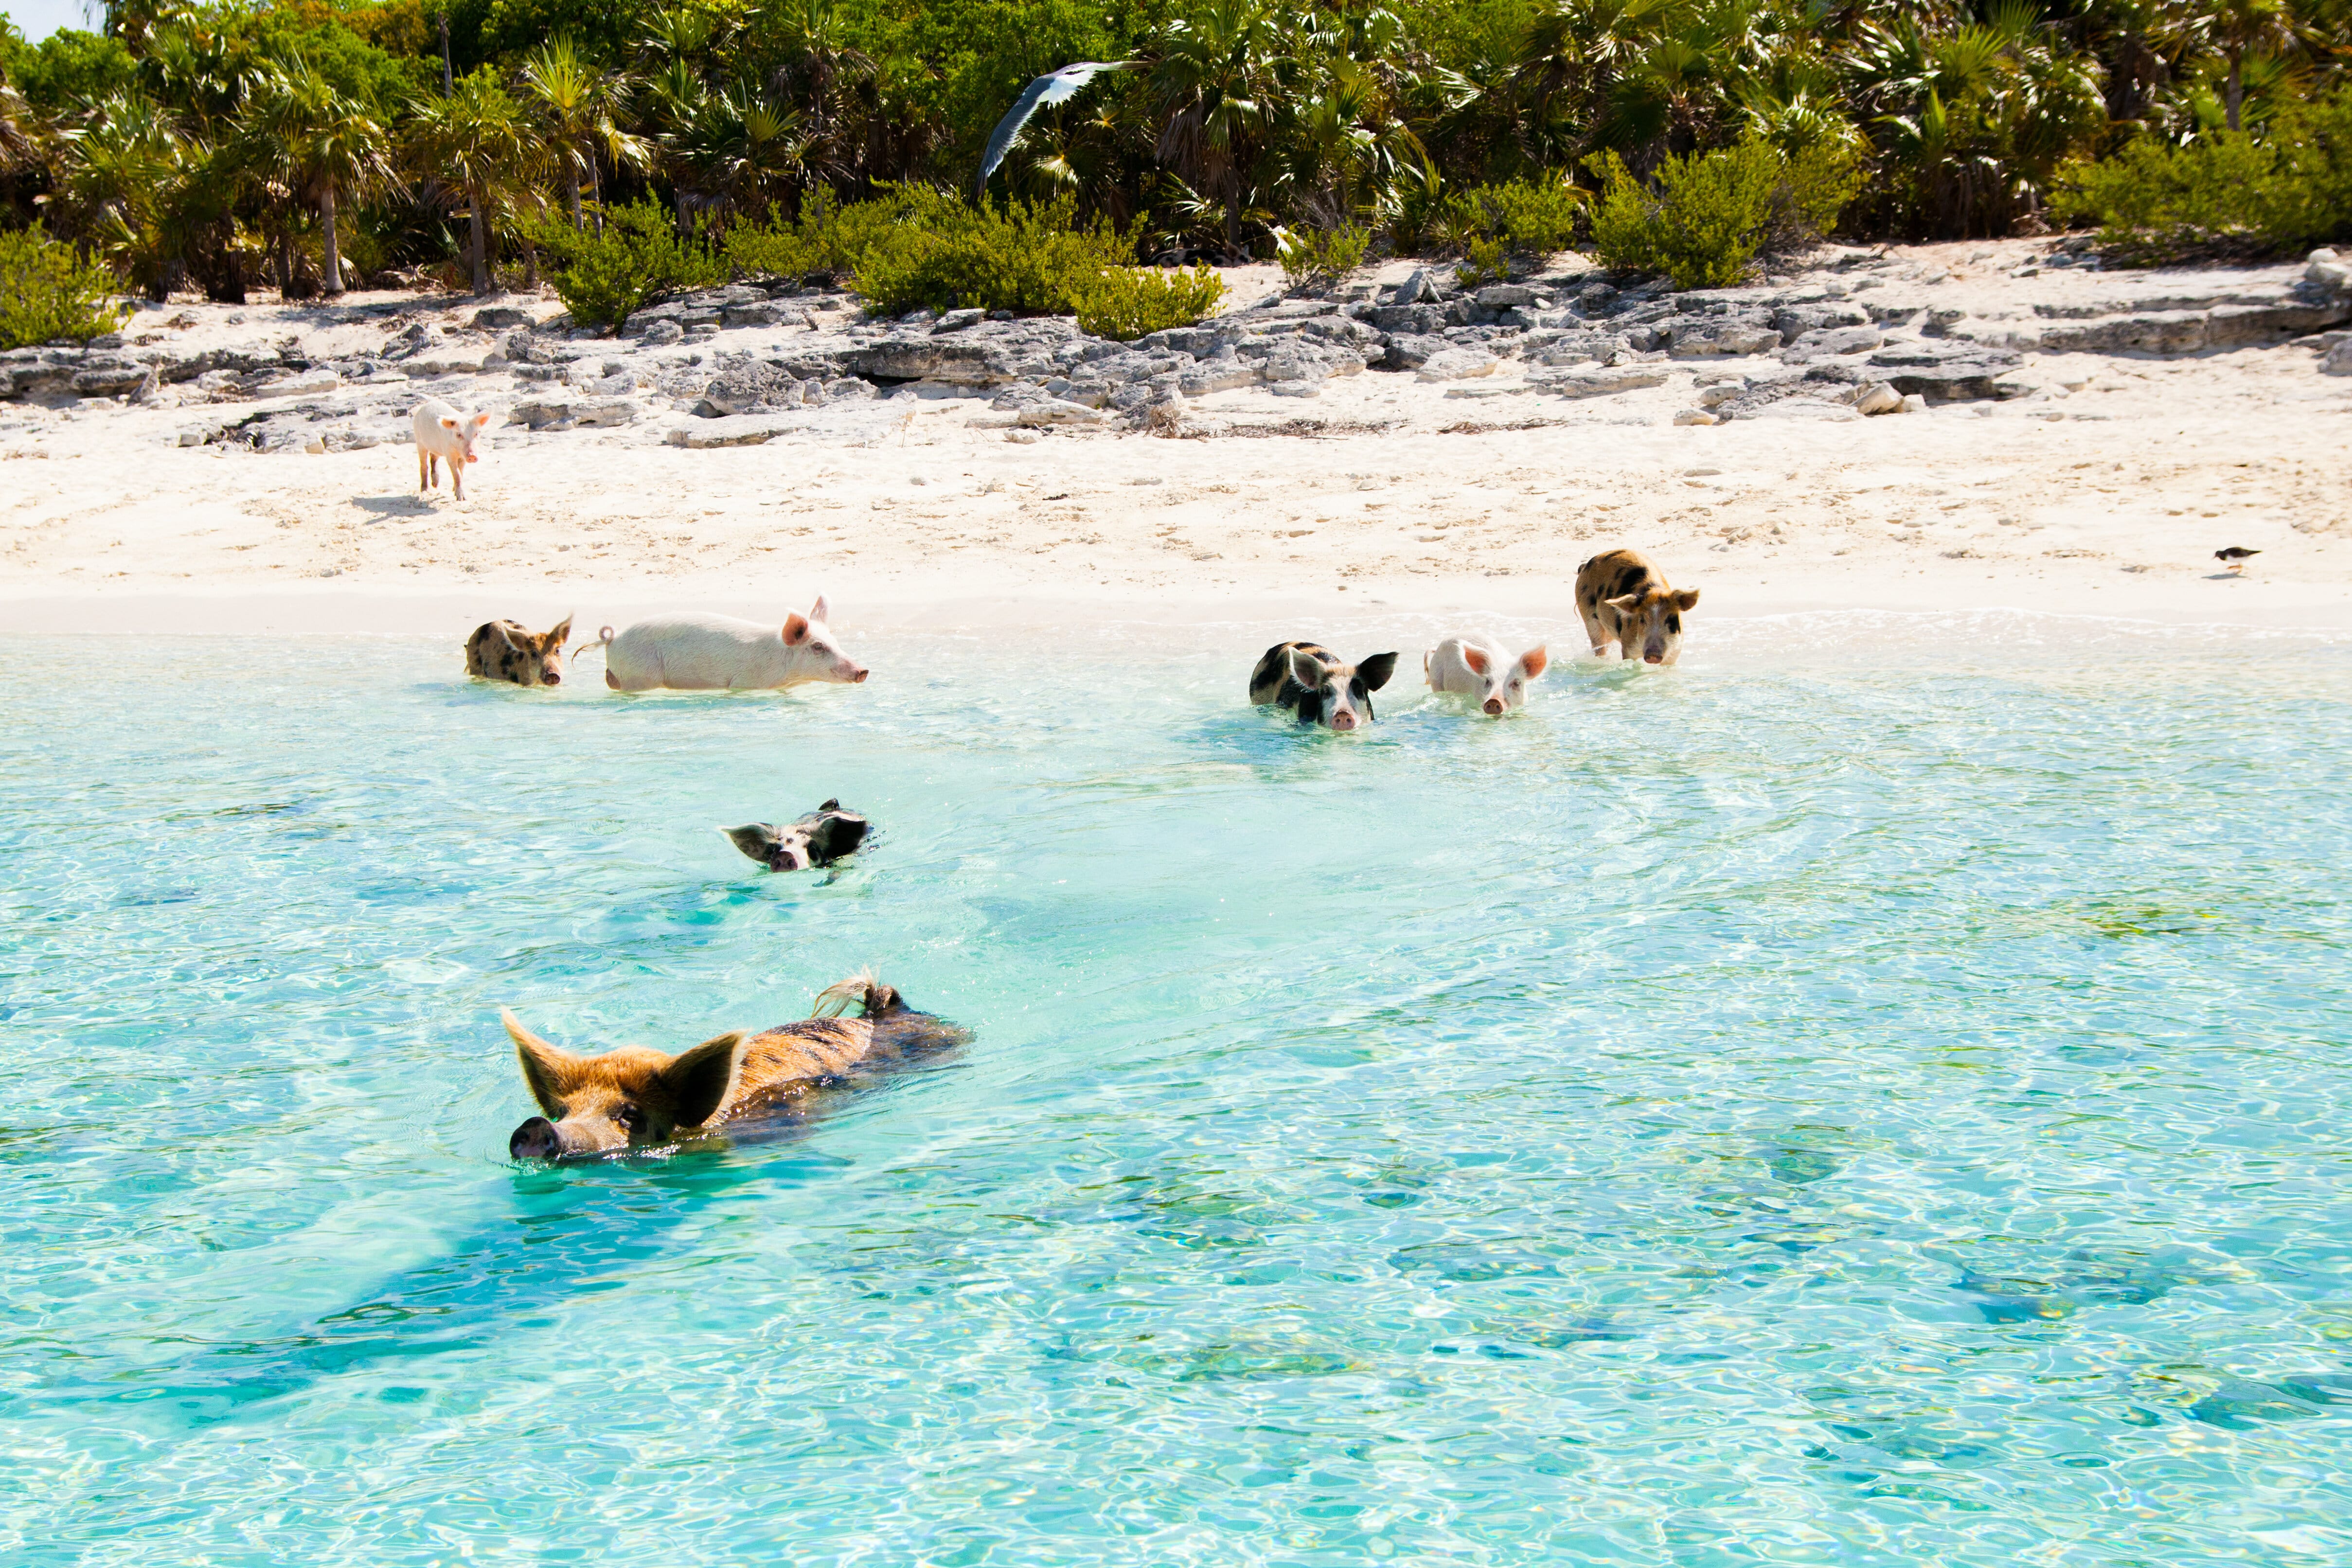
[[0, 226, 129, 350], [527, 200, 724, 333], [1067, 264, 1227, 339], [2052, 89, 2352, 262], [1277, 223, 1370, 289], [1419, 178, 1587, 267], [721, 189, 909, 284], [1456, 237, 1508, 287], [1586, 137, 1859, 289], [848, 188, 1137, 315]]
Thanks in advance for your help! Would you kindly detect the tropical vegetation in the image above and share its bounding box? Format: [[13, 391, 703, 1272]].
[[0, 0, 2347, 321]]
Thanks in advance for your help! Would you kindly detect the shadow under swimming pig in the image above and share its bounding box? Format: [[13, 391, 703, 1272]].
[[721, 799, 870, 872], [504, 974, 965, 1160]]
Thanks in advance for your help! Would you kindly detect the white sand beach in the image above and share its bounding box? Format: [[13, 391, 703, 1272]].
[[4, 238, 2348, 640]]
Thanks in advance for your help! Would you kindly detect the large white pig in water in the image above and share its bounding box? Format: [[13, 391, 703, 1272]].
[[1426, 635, 1548, 715], [594, 597, 869, 692]]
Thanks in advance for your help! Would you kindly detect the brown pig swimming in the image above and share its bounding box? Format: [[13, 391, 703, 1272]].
[[1574, 549, 1700, 666], [504, 974, 965, 1160], [1249, 641, 1400, 732], [464, 615, 572, 687]]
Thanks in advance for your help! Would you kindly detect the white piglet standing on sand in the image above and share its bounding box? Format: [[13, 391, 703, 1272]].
[[1426, 635, 1548, 714], [413, 397, 494, 501], [595, 598, 870, 692]]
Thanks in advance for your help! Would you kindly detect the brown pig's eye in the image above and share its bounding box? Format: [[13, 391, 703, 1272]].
[[615, 1105, 645, 1134]]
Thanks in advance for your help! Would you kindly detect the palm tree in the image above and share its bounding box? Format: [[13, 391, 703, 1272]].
[[407, 68, 542, 294], [518, 38, 645, 229], [1148, 0, 1279, 260], [240, 58, 397, 295], [2199, 0, 2302, 131]]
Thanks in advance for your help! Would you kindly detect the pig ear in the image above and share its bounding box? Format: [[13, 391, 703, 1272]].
[[657, 1031, 747, 1129], [811, 813, 869, 859], [1605, 593, 1642, 613], [782, 613, 811, 646], [721, 824, 781, 860], [1285, 647, 1323, 688], [1460, 644, 1490, 676], [1674, 588, 1700, 611], [1519, 645, 1549, 679], [809, 594, 831, 624], [1356, 652, 1399, 692], [544, 615, 573, 648], [503, 1009, 576, 1117], [439, 416, 459, 430]]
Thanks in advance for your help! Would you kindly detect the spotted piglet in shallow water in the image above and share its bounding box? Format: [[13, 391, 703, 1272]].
[[722, 800, 871, 871], [1574, 549, 1700, 666], [1426, 635, 1548, 714], [1249, 641, 1399, 732], [464, 615, 572, 687]]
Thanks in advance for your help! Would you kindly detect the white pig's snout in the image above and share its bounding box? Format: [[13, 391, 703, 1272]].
[[850, 667, 870, 683], [1482, 696, 1506, 715]]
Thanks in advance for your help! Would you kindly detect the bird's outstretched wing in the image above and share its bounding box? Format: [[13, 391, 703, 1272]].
[[978, 61, 1136, 196]]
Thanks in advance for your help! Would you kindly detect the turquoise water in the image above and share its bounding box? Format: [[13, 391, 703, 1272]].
[[4, 615, 2350, 1566]]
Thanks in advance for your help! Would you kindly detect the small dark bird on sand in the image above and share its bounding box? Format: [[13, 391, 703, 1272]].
[[2215, 547, 2261, 573], [723, 800, 871, 872]]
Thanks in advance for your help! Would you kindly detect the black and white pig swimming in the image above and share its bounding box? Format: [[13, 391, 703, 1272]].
[[1249, 642, 1400, 732], [722, 800, 871, 872]]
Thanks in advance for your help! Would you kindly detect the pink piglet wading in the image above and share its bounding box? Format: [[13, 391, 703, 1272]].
[[588, 597, 870, 693], [1425, 635, 1549, 715], [412, 397, 494, 501]]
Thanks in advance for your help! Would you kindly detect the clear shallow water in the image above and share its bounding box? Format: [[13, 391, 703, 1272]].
[[3, 615, 2350, 1567]]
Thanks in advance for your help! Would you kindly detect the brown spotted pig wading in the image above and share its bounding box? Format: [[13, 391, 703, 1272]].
[[1574, 549, 1700, 666], [504, 974, 965, 1160], [464, 616, 573, 687]]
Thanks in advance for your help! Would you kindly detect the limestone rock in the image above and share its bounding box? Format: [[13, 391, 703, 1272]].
[[2322, 339, 2352, 375], [1673, 409, 1718, 426], [1530, 365, 1671, 398], [472, 306, 534, 330], [848, 335, 1015, 385], [666, 415, 793, 447], [695, 363, 804, 417], [1854, 381, 1905, 415], [1665, 317, 1780, 357], [1416, 348, 1500, 382], [1016, 398, 1107, 427]]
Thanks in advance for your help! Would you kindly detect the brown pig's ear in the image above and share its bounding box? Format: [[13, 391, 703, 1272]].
[[503, 1009, 576, 1116], [782, 612, 811, 646], [1674, 588, 1700, 611], [658, 1031, 748, 1130], [544, 615, 573, 648], [1605, 593, 1642, 613]]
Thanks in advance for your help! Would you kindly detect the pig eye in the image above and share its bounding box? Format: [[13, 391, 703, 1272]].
[[615, 1104, 645, 1135]]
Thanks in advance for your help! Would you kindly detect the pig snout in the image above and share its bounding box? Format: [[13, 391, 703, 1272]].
[[848, 664, 870, 683], [540, 670, 561, 687], [1329, 711, 1359, 732], [1482, 696, 1505, 715], [510, 1117, 562, 1160]]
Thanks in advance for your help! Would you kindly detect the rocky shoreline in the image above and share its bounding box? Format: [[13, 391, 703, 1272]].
[[6, 242, 2349, 462]]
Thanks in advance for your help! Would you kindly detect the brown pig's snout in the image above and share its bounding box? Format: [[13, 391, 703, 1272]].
[[510, 1116, 562, 1160], [1482, 697, 1505, 715]]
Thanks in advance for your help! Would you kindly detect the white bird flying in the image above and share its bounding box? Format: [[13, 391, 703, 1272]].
[[978, 61, 1137, 197]]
